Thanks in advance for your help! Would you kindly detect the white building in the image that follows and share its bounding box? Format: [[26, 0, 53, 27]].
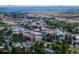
[[73, 34, 79, 48], [11, 26, 25, 33]]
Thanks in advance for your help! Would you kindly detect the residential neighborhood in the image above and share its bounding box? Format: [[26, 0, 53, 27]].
[[0, 6, 79, 54]]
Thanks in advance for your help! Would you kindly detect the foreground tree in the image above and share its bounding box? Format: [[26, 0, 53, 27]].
[[11, 47, 23, 54], [33, 41, 46, 54], [12, 33, 24, 42], [51, 39, 70, 54]]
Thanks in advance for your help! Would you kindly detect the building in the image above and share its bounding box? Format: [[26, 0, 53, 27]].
[[55, 29, 65, 39], [72, 34, 79, 48], [23, 30, 43, 42], [11, 26, 25, 33]]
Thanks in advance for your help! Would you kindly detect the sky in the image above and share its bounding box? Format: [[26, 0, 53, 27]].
[[0, 0, 79, 6]]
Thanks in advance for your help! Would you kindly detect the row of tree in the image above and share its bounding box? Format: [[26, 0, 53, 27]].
[[46, 20, 79, 33]]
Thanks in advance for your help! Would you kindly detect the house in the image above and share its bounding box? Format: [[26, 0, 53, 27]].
[[23, 30, 43, 42], [3, 20, 17, 26], [55, 29, 65, 39], [11, 26, 25, 33], [72, 34, 79, 48], [22, 41, 32, 48], [31, 31, 43, 41]]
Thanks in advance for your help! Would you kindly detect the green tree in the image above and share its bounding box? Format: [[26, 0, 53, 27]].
[[11, 47, 23, 54], [43, 33, 55, 42], [33, 41, 46, 54], [12, 33, 24, 42], [51, 39, 70, 54]]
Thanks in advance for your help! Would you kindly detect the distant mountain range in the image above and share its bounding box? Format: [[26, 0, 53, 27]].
[[0, 6, 79, 13]]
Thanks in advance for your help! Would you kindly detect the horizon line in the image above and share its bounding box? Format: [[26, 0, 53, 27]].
[[0, 5, 79, 7]]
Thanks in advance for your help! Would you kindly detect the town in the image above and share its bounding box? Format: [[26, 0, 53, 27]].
[[0, 7, 79, 54]]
